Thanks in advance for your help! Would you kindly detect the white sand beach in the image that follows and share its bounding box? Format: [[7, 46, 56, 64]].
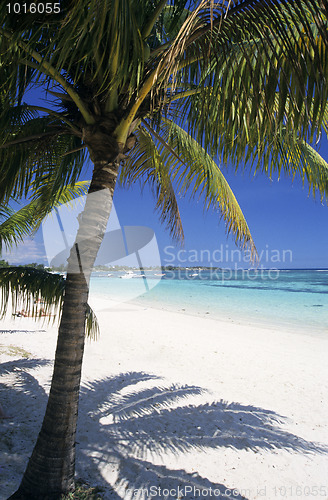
[[1, 298, 328, 500]]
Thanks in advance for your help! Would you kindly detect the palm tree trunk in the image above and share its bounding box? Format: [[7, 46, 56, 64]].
[[9, 158, 119, 499]]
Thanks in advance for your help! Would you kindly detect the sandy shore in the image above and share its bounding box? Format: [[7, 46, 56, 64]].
[[1, 298, 328, 499]]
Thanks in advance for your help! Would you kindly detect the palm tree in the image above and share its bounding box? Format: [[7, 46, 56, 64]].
[[1, 1, 328, 497]]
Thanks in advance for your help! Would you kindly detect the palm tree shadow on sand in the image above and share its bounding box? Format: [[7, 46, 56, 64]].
[[2, 366, 327, 499], [75, 371, 328, 499]]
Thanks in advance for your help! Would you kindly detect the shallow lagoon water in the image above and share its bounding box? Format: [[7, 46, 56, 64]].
[[89, 269, 328, 335]]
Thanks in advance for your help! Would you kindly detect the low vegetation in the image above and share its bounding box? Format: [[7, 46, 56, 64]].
[[0, 344, 32, 358], [60, 483, 103, 500]]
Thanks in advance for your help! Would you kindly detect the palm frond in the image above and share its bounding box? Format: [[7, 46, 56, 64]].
[[169, 75, 328, 195], [158, 2, 328, 154], [0, 205, 14, 221], [0, 267, 99, 340], [0, 115, 86, 205], [0, 267, 64, 320], [229, 92, 328, 201], [130, 119, 257, 259], [0, 0, 148, 107], [85, 303, 100, 341], [0, 181, 90, 253], [120, 126, 184, 242], [0, 202, 40, 253], [269, 134, 328, 201]]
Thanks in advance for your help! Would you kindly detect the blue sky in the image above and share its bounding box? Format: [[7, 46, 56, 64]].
[[3, 89, 328, 269], [112, 154, 328, 269]]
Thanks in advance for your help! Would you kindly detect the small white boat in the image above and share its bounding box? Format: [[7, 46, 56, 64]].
[[120, 270, 136, 279]]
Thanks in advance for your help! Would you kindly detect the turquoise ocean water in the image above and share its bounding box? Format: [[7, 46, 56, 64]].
[[89, 269, 328, 335]]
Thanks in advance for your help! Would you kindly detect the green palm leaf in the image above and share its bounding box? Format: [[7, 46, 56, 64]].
[[120, 126, 184, 241], [0, 267, 99, 340], [143, 118, 257, 260], [279, 137, 328, 200], [0, 114, 85, 204], [167, 8, 328, 165], [0, 181, 90, 252]]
